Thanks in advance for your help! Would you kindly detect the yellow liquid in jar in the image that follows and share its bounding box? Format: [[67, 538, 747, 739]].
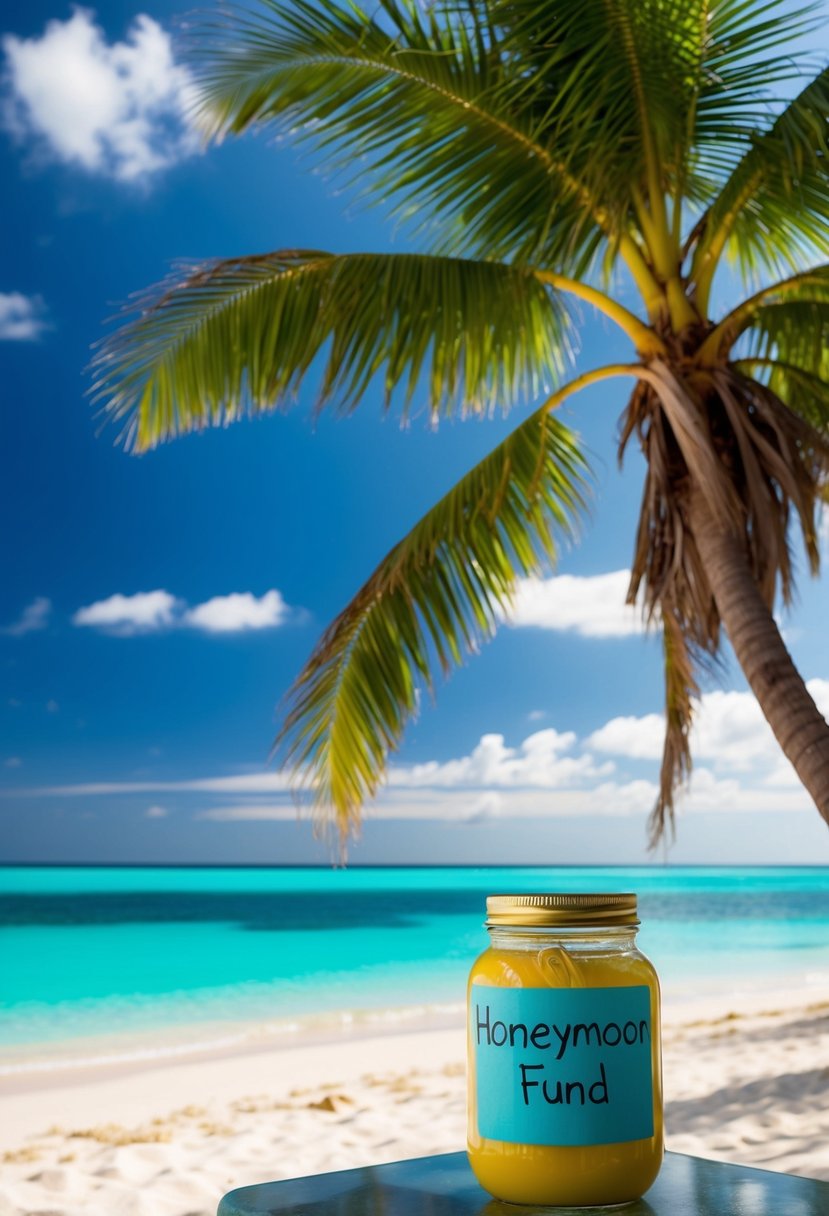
[[467, 941, 663, 1207]]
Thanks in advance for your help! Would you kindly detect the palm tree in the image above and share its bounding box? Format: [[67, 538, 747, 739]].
[[93, 0, 829, 845]]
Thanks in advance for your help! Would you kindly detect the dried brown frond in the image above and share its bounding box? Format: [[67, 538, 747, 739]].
[[620, 362, 829, 844]]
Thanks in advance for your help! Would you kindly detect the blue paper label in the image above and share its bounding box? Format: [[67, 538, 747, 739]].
[[472, 984, 654, 1146]]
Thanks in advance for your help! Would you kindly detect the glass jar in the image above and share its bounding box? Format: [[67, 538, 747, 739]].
[[467, 893, 663, 1207]]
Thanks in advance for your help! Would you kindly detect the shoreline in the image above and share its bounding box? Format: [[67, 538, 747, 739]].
[[0, 1002, 467, 1086], [0, 989, 826, 1214], [1, 985, 827, 1141], [2, 975, 826, 1088]]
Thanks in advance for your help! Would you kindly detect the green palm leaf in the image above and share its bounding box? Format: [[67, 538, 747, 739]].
[[705, 269, 829, 426], [192, 1, 822, 297], [691, 0, 818, 155], [741, 301, 829, 377], [277, 398, 591, 836], [195, 0, 603, 268], [691, 66, 829, 301], [700, 266, 829, 360], [92, 250, 574, 451], [494, 0, 697, 183], [488, 0, 815, 217]]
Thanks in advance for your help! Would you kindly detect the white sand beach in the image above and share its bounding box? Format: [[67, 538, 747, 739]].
[[0, 991, 827, 1215]]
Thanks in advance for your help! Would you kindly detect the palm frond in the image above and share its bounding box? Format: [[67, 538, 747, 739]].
[[728, 364, 829, 574], [194, 1, 820, 273], [738, 301, 829, 385], [692, 0, 819, 155], [690, 66, 829, 299], [641, 363, 829, 604], [649, 608, 698, 847], [699, 265, 829, 362], [621, 373, 718, 842], [713, 277, 829, 432], [733, 358, 829, 433], [193, 0, 605, 268], [277, 400, 591, 839], [621, 396, 685, 848], [92, 250, 573, 451], [488, 0, 817, 221], [488, 0, 702, 217]]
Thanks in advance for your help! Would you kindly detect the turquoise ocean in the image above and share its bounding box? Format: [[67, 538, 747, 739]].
[[1, 866, 827, 1071]]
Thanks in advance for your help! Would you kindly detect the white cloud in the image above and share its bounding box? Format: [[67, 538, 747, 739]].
[[462, 792, 503, 823], [26, 772, 294, 797], [145, 804, 168, 819], [11, 762, 817, 820], [73, 590, 181, 636], [508, 571, 651, 638], [184, 590, 290, 633], [692, 689, 781, 771], [45, 699, 59, 713], [589, 779, 659, 815], [378, 781, 659, 823], [1, 596, 51, 636], [196, 804, 296, 822], [3, 757, 22, 768], [590, 680, 829, 787], [192, 784, 660, 823], [677, 766, 811, 813], [0, 292, 48, 340], [2, 9, 198, 182], [72, 589, 294, 636], [391, 729, 613, 789], [587, 713, 664, 760]]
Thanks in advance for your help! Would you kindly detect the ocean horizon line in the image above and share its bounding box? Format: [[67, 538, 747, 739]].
[[2, 860, 828, 870]]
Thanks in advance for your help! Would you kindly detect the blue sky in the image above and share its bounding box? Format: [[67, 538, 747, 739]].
[[2, 1, 829, 865]]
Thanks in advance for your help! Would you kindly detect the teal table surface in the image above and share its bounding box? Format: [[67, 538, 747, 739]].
[[217, 1150, 828, 1215]]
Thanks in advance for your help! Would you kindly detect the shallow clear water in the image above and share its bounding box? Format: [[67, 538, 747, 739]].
[[1, 866, 827, 1052]]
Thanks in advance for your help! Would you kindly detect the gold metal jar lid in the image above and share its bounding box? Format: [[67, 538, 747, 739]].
[[486, 892, 639, 927]]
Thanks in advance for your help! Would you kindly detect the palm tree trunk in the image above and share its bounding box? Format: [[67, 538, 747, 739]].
[[688, 490, 829, 827]]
